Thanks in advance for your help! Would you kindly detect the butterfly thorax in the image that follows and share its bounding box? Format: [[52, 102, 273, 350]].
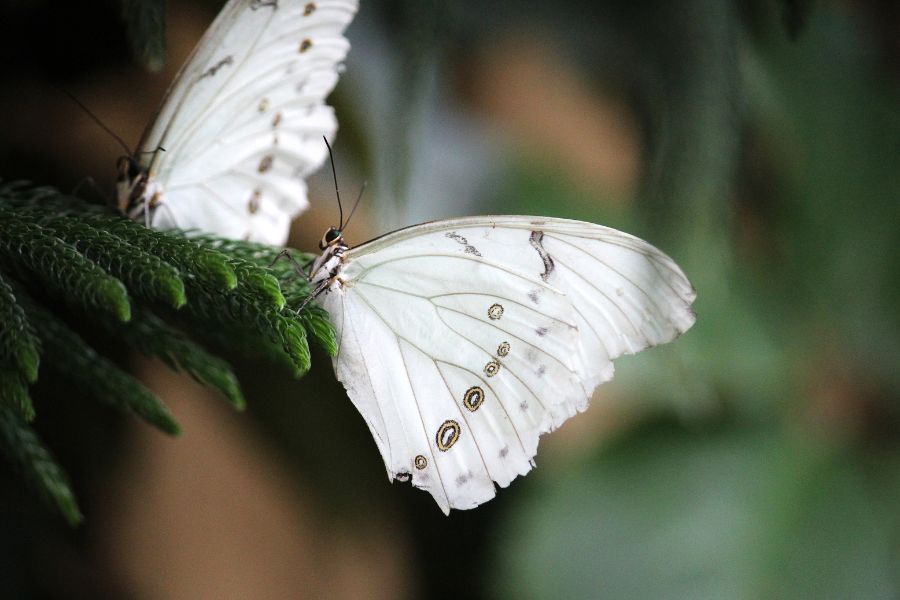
[[116, 157, 164, 222], [310, 228, 349, 289]]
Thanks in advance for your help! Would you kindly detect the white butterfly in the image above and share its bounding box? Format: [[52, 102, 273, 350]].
[[117, 0, 358, 245], [308, 216, 696, 513]]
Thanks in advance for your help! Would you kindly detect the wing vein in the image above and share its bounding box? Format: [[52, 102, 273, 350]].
[[434, 304, 577, 376], [346, 299, 393, 467], [396, 338, 450, 505], [429, 307, 549, 414], [434, 360, 529, 458], [552, 255, 643, 338], [571, 301, 614, 363], [163, 9, 280, 167], [356, 280, 576, 330], [354, 284, 551, 415], [545, 234, 672, 319], [195, 182, 249, 218], [546, 233, 687, 302], [432, 361, 494, 484], [352, 253, 562, 294]]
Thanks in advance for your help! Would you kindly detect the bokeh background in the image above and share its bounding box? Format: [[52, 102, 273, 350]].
[[1, 0, 899, 598]]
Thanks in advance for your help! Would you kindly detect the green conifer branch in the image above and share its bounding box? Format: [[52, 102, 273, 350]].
[[227, 256, 287, 311], [115, 308, 245, 410], [19, 293, 180, 435], [271, 310, 311, 375], [194, 237, 311, 281], [0, 182, 339, 523], [0, 405, 82, 526], [300, 305, 339, 356], [0, 270, 41, 382], [0, 366, 35, 421], [96, 217, 238, 290], [182, 281, 311, 376], [191, 238, 338, 356], [0, 206, 132, 322], [15, 208, 187, 309], [0, 187, 238, 290]]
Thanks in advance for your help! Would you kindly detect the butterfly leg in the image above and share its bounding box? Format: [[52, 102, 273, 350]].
[[269, 249, 315, 280], [295, 277, 333, 313]]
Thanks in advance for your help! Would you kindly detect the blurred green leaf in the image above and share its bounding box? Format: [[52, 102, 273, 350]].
[[492, 422, 900, 599]]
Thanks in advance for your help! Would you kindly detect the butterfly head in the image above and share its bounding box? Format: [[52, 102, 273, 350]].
[[115, 155, 148, 212], [319, 226, 344, 250], [116, 155, 139, 180]]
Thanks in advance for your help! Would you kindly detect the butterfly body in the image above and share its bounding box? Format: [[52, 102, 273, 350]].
[[308, 227, 348, 298], [310, 216, 696, 513]]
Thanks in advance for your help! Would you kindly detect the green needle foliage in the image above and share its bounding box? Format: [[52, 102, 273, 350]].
[[21, 292, 181, 435], [0, 405, 82, 526], [0, 181, 332, 524], [1, 182, 238, 289], [194, 237, 338, 356], [115, 308, 245, 410], [227, 256, 286, 311], [182, 276, 312, 376], [0, 205, 132, 322], [0, 270, 41, 383], [0, 366, 34, 421], [24, 210, 188, 309]]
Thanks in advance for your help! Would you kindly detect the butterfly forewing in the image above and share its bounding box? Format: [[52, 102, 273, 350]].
[[321, 216, 696, 512], [137, 0, 357, 244]]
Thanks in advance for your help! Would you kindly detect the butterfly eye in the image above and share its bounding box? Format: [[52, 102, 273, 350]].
[[327, 227, 343, 244], [319, 228, 342, 250], [116, 156, 140, 180]]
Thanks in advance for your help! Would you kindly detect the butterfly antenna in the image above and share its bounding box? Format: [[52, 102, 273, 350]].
[[138, 146, 166, 155], [58, 87, 133, 156], [343, 181, 368, 232], [323, 136, 344, 228]]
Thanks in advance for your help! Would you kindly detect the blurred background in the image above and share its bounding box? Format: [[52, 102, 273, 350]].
[[1, 0, 899, 597]]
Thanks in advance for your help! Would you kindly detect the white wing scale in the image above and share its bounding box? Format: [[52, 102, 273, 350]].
[[137, 0, 357, 244], [319, 216, 696, 513]]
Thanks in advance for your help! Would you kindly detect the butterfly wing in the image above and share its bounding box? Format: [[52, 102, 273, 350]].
[[138, 0, 357, 244], [319, 216, 696, 512]]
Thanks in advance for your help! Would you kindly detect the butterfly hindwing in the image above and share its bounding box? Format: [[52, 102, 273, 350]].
[[325, 249, 583, 512], [138, 0, 357, 243], [321, 216, 696, 512]]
